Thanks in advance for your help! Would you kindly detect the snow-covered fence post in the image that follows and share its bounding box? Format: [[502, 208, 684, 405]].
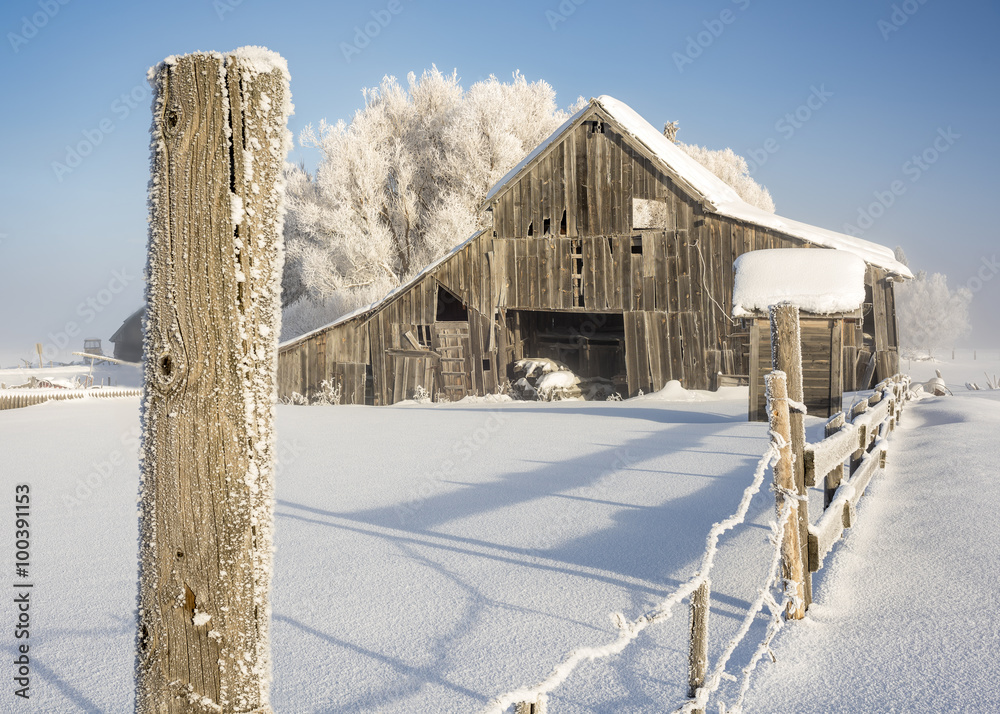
[[769, 303, 811, 605], [136, 48, 292, 713], [515, 697, 546, 713], [687, 580, 710, 713], [766, 370, 807, 619]]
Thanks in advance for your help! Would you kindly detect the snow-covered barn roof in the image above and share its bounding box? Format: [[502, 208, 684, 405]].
[[482, 95, 911, 278], [731, 249, 867, 317]]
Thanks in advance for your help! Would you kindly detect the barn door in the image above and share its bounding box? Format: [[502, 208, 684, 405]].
[[389, 352, 437, 404], [434, 321, 471, 400]]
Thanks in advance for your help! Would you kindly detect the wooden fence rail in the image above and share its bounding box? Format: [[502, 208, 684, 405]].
[[0, 387, 142, 411], [804, 375, 909, 575]]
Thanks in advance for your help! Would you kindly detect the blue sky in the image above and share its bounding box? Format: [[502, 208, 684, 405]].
[[1, 0, 997, 365]]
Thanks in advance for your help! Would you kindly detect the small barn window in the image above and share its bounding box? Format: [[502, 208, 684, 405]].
[[482, 359, 491, 372], [436, 285, 468, 321], [416, 325, 432, 347], [632, 197, 668, 229], [559, 209, 567, 235], [543, 217, 551, 235], [527, 220, 534, 237], [631, 236, 643, 255]]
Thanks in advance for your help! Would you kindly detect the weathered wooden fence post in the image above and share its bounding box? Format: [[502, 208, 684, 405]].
[[769, 303, 811, 606], [136, 47, 292, 713], [766, 370, 807, 619], [687, 580, 710, 713]]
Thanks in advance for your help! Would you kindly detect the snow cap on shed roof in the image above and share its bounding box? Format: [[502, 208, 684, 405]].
[[732, 249, 867, 317]]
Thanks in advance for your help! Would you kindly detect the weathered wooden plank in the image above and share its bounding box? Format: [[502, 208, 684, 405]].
[[647, 311, 667, 390], [139, 49, 290, 712], [653, 230, 668, 311], [624, 312, 639, 396], [575, 126, 589, 235]]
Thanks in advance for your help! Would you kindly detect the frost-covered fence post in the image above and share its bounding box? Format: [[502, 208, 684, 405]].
[[687, 580, 710, 713], [136, 47, 292, 713], [766, 370, 807, 619], [514, 698, 546, 713], [769, 303, 811, 606]]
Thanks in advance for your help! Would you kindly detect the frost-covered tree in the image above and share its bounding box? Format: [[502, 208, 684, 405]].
[[895, 270, 972, 358], [676, 143, 776, 213], [281, 68, 584, 337]]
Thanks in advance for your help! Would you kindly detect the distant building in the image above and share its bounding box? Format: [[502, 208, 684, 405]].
[[110, 307, 143, 363]]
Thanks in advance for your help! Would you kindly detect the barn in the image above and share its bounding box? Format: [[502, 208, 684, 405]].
[[277, 95, 911, 407]]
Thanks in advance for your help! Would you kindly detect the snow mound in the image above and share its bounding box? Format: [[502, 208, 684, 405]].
[[633, 379, 746, 402], [732, 249, 867, 317]]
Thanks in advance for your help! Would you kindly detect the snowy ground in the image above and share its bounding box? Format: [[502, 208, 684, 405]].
[[0, 349, 996, 712]]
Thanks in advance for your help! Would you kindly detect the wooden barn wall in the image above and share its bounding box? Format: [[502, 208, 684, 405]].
[[487, 116, 827, 392], [277, 318, 370, 404], [748, 317, 843, 421]]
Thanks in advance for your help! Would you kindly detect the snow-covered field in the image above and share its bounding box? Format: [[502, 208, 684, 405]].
[[0, 350, 997, 712]]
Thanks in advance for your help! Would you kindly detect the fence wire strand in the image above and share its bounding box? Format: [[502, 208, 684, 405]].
[[481, 442, 781, 714]]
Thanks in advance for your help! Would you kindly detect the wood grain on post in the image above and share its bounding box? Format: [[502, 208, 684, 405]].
[[688, 580, 710, 712], [137, 48, 291, 713], [769, 303, 811, 608], [767, 370, 806, 619]]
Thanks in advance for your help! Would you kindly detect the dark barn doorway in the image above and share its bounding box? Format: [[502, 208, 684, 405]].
[[513, 311, 627, 391]]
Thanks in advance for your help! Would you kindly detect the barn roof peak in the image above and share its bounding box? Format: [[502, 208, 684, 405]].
[[482, 95, 911, 277]]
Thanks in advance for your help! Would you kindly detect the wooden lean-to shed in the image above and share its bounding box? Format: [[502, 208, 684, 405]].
[[733, 249, 871, 420], [277, 95, 910, 405]]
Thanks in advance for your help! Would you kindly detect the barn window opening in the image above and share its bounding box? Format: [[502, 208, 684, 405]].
[[482, 359, 491, 372], [436, 285, 468, 321], [632, 197, 668, 229], [543, 217, 551, 235], [527, 220, 534, 237], [559, 209, 567, 235], [415, 325, 433, 347], [631, 236, 643, 255]]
